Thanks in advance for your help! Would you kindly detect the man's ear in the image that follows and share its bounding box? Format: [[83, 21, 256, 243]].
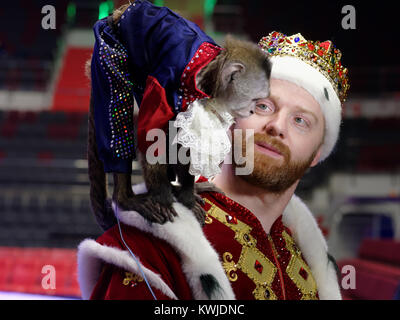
[[310, 147, 322, 167], [221, 62, 245, 90]]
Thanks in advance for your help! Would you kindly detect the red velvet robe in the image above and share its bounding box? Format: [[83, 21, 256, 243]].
[[88, 190, 319, 300]]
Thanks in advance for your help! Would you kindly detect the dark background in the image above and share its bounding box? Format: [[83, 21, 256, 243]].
[[216, 1, 399, 95]]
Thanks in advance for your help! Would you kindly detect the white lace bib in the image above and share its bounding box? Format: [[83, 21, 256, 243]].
[[173, 100, 235, 178]]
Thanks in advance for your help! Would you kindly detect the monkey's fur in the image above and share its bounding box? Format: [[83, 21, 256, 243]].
[[86, 4, 271, 231]]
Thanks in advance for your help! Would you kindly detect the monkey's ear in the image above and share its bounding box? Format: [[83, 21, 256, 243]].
[[221, 62, 245, 89]]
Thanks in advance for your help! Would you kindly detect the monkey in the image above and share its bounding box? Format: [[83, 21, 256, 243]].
[[86, 3, 271, 231]]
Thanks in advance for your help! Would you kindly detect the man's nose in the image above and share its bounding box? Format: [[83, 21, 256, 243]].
[[264, 114, 286, 138]]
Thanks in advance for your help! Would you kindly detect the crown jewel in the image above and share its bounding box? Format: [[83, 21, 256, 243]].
[[259, 31, 350, 103]]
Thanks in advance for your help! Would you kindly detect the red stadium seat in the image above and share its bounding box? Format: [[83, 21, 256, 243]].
[[338, 239, 400, 300], [0, 247, 80, 298]]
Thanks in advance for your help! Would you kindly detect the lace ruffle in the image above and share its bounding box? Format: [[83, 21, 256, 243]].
[[173, 100, 234, 178]]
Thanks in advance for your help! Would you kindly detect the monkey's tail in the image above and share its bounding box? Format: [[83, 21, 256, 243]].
[[88, 88, 117, 231]]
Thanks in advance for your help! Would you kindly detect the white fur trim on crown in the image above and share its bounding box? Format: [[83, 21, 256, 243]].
[[270, 56, 342, 162], [113, 201, 236, 300], [283, 194, 342, 299], [77, 239, 178, 300]]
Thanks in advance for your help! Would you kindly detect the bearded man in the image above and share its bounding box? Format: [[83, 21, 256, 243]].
[[77, 31, 349, 300]]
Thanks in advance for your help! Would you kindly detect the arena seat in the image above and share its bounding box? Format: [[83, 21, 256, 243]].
[[51, 47, 92, 112], [0, 247, 80, 298], [329, 118, 400, 172], [358, 238, 400, 266], [0, 1, 68, 91], [338, 239, 400, 300]]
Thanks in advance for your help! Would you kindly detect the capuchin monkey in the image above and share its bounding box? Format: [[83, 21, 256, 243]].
[[86, 5, 271, 231]]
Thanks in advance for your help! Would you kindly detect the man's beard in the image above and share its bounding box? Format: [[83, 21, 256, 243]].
[[233, 132, 318, 194]]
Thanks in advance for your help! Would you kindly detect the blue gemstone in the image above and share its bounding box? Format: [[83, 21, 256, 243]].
[[294, 37, 300, 43]]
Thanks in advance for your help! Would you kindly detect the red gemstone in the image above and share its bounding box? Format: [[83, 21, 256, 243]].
[[319, 41, 331, 51], [254, 260, 263, 274], [299, 267, 308, 280], [317, 49, 324, 56], [308, 43, 315, 51], [226, 215, 238, 224], [203, 201, 212, 211]]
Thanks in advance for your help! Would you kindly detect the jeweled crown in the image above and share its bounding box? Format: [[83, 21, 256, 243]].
[[258, 31, 350, 103]]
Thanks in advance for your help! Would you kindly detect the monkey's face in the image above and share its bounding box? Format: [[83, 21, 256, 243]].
[[223, 68, 271, 119]]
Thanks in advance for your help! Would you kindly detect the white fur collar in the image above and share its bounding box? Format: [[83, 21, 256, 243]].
[[77, 239, 178, 300], [283, 194, 342, 300], [113, 200, 236, 300]]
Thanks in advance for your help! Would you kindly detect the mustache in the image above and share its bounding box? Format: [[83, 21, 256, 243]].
[[252, 133, 290, 159]]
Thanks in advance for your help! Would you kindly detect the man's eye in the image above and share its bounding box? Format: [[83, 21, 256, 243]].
[[256, 104, 273, 112], [294, 117, 308, 127]]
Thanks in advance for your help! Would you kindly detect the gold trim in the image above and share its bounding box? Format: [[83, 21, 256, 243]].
[[238, 246, 276, 286], [222, 252, 238, 282], [253, 283, 277, 300], [122, 271, 143, 286], [205, 198, 319, 299], [204, 214, 213, 224], [205, 199, 277, 300], [282, 231, 318, 299], [204, 198, 256, 247]]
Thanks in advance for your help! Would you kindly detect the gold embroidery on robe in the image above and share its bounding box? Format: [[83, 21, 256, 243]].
[[122, 271, 144, 287], [204, 213, 213, 224], [282, 231, 318, 299], [206, 199, 277, 299], [204, 198, 318, 300], [222, 252, 238, 282]]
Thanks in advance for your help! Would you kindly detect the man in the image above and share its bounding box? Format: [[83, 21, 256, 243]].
[[191, 31, 349, 300], [78, 27, 349, 300]]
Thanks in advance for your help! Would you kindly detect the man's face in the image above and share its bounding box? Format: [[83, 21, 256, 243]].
[[232, 79, 325, 194]]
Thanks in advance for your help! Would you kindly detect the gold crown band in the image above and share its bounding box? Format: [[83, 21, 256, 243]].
[[258, 31, 349, 103]]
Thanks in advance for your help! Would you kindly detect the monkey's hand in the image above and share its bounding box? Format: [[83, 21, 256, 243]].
[[194, 181, 226, 195], [174, 188, 206, 226], [150, 191, 179, 223], [116, 193, 178, 224], [191, 194, 207, 227]]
